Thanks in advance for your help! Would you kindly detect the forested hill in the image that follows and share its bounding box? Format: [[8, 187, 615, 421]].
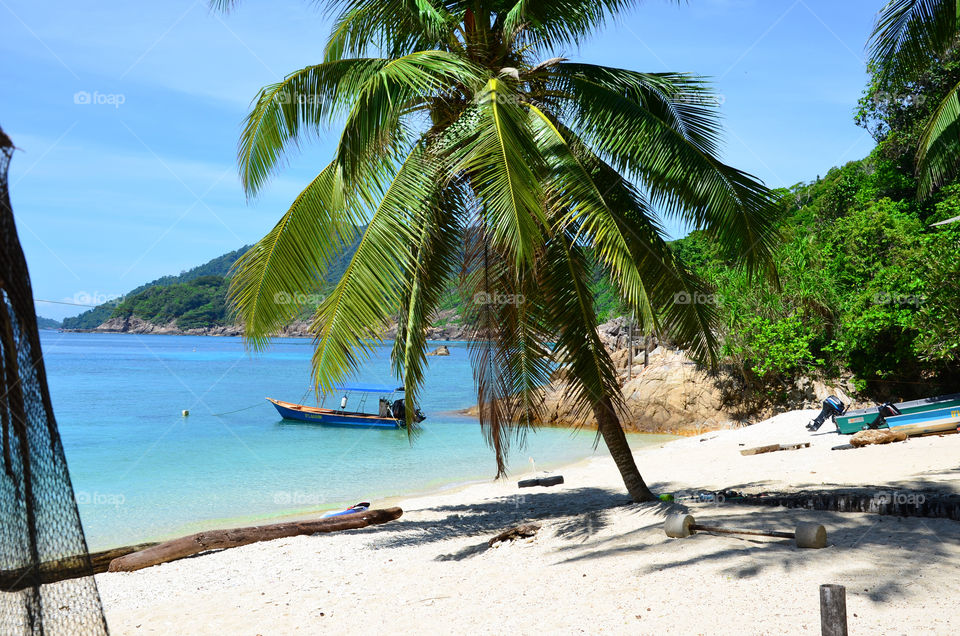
[[61, 245, 253, 329]]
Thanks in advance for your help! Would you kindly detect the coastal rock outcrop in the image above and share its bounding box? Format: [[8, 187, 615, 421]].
[[427, 345, 450, 356], [534, 348, 736, 435]]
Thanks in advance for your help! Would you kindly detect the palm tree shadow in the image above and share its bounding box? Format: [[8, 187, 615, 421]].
[[358, 487, 632, 553]]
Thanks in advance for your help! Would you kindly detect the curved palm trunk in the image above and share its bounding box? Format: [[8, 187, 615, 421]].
[[593, 394, 655, 502]]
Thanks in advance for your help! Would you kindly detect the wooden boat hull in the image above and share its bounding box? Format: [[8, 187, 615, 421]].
[[267, 398, 402, 429], [885, 406, 960, 437], [834, 393, 960, 434]]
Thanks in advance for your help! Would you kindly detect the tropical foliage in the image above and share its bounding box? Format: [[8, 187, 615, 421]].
[[675, 155, 960, 402], [867, 0, 960, 197], [219, 0, 779, 501], [111, 275, 231, 330]]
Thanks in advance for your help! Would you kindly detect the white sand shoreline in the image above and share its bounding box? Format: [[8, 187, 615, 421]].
[[97, 409, 960, 635], [87, 432, 679, 552]]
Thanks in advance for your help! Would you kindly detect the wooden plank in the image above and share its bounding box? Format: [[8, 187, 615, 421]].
[[740, 444, 781, 456]]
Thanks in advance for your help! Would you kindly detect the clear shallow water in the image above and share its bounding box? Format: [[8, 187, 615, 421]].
[[41, 332, 673, 550]]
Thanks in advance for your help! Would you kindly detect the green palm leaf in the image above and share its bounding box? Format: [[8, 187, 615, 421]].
[[324, 0, 456, 61], [445, 78, 548, 267], [391, 181, 466, 433], [551, 62, 780, 277], [869, 0, 959, 84], [309, 141, 445, 393], [917, 78, 960, 197], [227, 161, 362, 349]]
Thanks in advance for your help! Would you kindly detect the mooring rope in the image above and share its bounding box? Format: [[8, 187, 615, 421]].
[[210, 385, 314, 417]]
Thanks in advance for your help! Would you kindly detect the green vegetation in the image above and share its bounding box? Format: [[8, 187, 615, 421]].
[[111, 275, 230, 330], [674, 30, 960, 401], [867, 0, 960, 197], [61, 245, 252, 329]]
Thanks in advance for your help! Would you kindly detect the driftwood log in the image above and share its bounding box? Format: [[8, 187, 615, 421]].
[[850, 429, 907, 447], [489, 523, 541, 547], [109, 507, 403, 573], [740, 442, 810, 456], [1, 542, 158, 592]]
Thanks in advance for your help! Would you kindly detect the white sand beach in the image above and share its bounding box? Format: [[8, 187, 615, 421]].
[[97, 410, 960, 635]]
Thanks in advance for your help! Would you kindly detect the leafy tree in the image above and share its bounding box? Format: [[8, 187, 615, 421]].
[[218, 0, 779, 501]]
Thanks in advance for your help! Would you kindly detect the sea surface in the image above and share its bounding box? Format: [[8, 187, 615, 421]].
[[40, 331, 674, 550]]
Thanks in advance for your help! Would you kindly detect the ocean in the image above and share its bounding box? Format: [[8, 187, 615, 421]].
[[40, 331, 673, 550]]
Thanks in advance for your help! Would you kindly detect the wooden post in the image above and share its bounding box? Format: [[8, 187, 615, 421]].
[[820, 584, 848, 636], [627, 313, 634, 379], [643, 332, 649, 367]]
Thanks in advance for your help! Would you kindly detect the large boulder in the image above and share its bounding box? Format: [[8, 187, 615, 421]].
[[536, 348, 736, 434]]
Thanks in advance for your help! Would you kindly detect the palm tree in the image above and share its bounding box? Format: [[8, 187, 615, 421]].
[[869, 0, 960, 197], [218, 0, 779, 502]]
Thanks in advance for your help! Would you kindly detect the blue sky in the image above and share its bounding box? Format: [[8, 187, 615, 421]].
[[1, 0, 882, 320]]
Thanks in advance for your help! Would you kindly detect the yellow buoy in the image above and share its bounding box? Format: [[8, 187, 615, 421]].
[[181, 410, 189, 417]]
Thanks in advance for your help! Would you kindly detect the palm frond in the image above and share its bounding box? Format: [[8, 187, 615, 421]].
[[539, 231, 623, 423], [239, 59, 392, 196], [445, 78, 549, 267], [917, 78, 960, 197], [227, 161, 361, 349], [528, 104, 719, 363], [502, 0, 679, 51], [333, 50, 484, 187], [573, 142, 720, 365], [869, 0, 959, 83], [324, 0, 456, 61], [551, 62, 780, 278], [239, 52, 482, 197], [391, 181, 467, 435], [308, 141, 445, 393], [461, 223, 553, 477]]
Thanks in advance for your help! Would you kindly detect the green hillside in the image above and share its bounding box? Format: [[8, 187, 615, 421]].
[[61, 245, 253, 329], [36, 315, 61, 329]]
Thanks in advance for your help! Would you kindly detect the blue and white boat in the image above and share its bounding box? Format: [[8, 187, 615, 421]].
[[267, 383, 425, 429], [884, 405, 960, 436]]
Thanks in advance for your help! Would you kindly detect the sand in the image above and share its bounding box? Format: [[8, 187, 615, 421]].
[[96, 410, 960, 635]]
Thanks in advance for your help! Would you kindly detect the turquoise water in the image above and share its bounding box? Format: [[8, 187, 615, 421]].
[[41, 332, 672, 550]]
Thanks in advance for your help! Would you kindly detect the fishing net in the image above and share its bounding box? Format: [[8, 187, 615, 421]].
[[0, 128, 108, 633]]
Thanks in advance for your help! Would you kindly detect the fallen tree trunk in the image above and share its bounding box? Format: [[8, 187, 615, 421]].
[[1, 542, 158, 591], [109, 507, 403, 573]]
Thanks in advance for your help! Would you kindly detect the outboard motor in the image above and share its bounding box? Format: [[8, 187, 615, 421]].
[[873, 401, 902, 429], [391, 399, 405, 422], [390, 399, 426, 425], [806, 395, 846, 431]]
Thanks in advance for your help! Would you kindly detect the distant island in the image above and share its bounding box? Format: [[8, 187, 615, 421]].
[[59, 234, 629, 339], [36, 315, 61, 330]]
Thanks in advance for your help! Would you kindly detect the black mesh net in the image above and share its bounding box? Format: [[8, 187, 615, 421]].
[[0, 128, 108, 634]]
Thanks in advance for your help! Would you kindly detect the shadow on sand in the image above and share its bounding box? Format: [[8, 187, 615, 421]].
[[347, 483, 960, 601]]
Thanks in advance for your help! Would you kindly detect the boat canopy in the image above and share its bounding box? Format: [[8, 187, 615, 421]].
[[331, 383, 403, 393]]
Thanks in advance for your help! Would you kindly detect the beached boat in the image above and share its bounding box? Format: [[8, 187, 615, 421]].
[[833, 392, 960, 434], [267, 383, 425, 429], [885, 405, 960, 436]]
